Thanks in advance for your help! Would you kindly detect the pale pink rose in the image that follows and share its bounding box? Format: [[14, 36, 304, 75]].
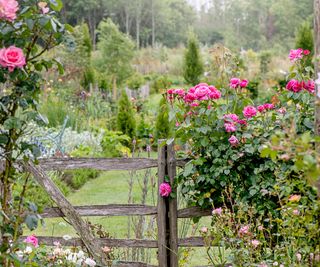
[[277, 107, 286, 114], [224, 122, 236, 133], [24, 235, 39, 247], [243, 106, 257, 118], [251, 239, 260, 248], [288, 194, 301, 202], [303, 80, 315, 93], [303, 49, 310, 55], [159, 183, 171, 197], [263, 103, 274, 110], [0, 46, 26, 72], [228, 135, 239, 146], [258, 225, 264, 231], [293, 209, 300, 215], [224, 113, 239, 122], [229, 78, 241, 88], [289, 48, 304, 61], [38, 2, 49, 14], [239, 225, 250, 236], [286, 79, 303, 93], [296, 253, 302, 262], [212, 207, 222, 215], [200, 227, 208, 233], [0, 0, 19, 22], [240, 79, 248, 88], [257, 105, 265, 112]]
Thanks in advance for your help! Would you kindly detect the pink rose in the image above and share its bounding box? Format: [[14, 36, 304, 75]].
[[263, 103, 274, 110], [159, 183, 171, 197], [240, 79, 248, 88], [194, 83, 210, 100], [38, 2, 49, 14], [208, 87, 221, 99], [167, 89, 174, 94], [277, 107, 286, 114], [243, 106, 257, 118], [237, 119, 247, 126], [25, 235, 39, 247], [228, 135, 239, 146], [229, 78, 241, 88], [289, 48, 303, 61], [303, 80, 315, 93], [212, 207, 223, 215], [190, 102, 199, 107], [286, 79, 303, 93], [257, 105, 265, 112], [224, 122, 236, 133], [303, 49, 310, 55], [251, 239, 260, 248], [239, 225, 250, 236], [173, 88, 185, 96], [0, 46, 26, 72], [184, 92, 196, 103], [224, 113, 239, 122], [0, 0, 18, 22]]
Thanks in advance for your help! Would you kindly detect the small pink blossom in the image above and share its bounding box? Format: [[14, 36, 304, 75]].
[[240, 79, 249, 88], [167, 89, 174, 94], [289, 48, 304, 61], [286, 79, 303, 93], [25, 235, 39, 247], [243, 106, 257, 118], [251, 239, 260, 248], [296, 253, 302, 262], [200, 227, 208, 233], [173, 88, 185, 96], [212, 207, 223, 215], [293, 209, 300, 215], [184, 92, 196, 103], [0, 0, 19, 22], [190, 102, 199, 107], [175, 122, 180, 127], [224, 122, 236, 133], [303, 49, 310, 55], [237, 119, 247, 126], [159, 183, 171, 197], [0, 46, 26, 72], [289, 194, 301, 202], [258, 225, 264, 231], [38, 2, 49, 14], [263, 103, 274, 110], [257, 105, 265, 112], [208, 88, 221, 99], [228, 135, 239, 146], [229, 78, 241, 88], [277, 107, 286, 114], [224, 113, 239, 122], [194, 83, 210, 100], [239, 225, 250, 236]]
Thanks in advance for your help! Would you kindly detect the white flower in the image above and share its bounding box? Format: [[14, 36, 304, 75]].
[[24, 246, 33, 254], [63, 235, 72, 241], [85, 258, 97, 266], [77, 250, 85, 259], [273, 262, 279, 266], [16, 250, 24, 259]]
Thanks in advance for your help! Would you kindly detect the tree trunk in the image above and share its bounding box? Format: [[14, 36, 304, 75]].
[[151, 0, 155, 47]]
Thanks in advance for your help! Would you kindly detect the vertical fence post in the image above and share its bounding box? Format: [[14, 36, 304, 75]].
[[157, 141, 168, 267], [167, 142, 178, 267]]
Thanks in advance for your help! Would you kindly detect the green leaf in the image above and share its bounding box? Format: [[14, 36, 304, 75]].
[[3, 117, 22, 130], [49, 0, 63, 11], [183, 163, 193, 177], [25, 215, 38, 231], [0, 134, 8, 145]]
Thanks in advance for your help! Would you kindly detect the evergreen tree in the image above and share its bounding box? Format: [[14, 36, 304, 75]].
[[117, 90, 136, 138], [155, 97, 171, 140], [183, 32, 204, 86], [295, 20, 314, 67]]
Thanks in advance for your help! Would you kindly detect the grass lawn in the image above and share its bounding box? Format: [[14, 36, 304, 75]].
[[28, 168, 211, 266]]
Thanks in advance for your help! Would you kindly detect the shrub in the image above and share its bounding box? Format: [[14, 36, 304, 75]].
[[101, 130, 131, 158], [117, 90, 136, 138], [154, 97, 171, 141], [295, 20, 314, 68], [127, 73, 145, 90], [151, 75, 172, 94]]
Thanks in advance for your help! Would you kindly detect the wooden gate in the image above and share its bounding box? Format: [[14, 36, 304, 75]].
[[23, 142, 211, 266]]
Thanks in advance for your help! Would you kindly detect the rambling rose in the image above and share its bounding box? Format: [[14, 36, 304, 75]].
[[243, 106, 257, 118], [257, 105, 265, 112], [194, 83, 210, 100], [263, 103, 274, 110], [24, 235, 39, 247], [0, 46, 26, 72], [224, 122, 236, 133], [229, 78, 241, 88], [289, 48, 303, 61], [228, 135, 239, 146], [303, 49, 310, 55], [159, 182, 171, 197], [286, 79, 303, 93], [173, 88, 185, 96], [224, 113, 239, 122], [240, 79, 248, 88], [303, 80, 315, 93], [0, 0, 19, 22]]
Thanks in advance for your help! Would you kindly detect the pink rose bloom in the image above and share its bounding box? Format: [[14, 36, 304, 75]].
[[190, 102, 199, 107], [224, 122, 236, 133], [184, 92, 196, 103], [0, 0, 18, 22], [212, 207, 223, 215], [237, 119, 247, 126], [240, 79, 249, 88], [263, 103, 274, 110], [194, 83, 210, 100], [224, 113, 239, 122], [173, 88, 185, 96], [187, 111, 193, 116], [229, 78, 241, 88], [175, 122, 180, 127], [38, 2, 49, 14], [286, 79, 303, 93], [228, 135, 239, 146], [159, 183, 171, 197], [25, 235, 39, 247], [251, 239, 260, 248], [243, 106, 257, 118], [167, 89, 174, 94], [208, 88, 221, 99], [257, 105, 265, 112], [239, 225, 250, 236], [0, 46, 26, 72], [277, 107, 286, 114], [289, 48, 304, 61], [303, 80, 315, 93], [296, 253, 302, 261], [303, 49, 310, 55]]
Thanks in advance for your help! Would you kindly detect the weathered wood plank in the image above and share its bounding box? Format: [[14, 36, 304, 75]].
[[41, 204, 157, 218], [157, 141, 168, 267], [178, 207, 212, 218], [178, 237, 205, 247], [23, 236, 158, 248], [112, 261, 157, 267], [23, 163, 109, 265], [0, 158, 158, 172], [167, 142, 178, 266]]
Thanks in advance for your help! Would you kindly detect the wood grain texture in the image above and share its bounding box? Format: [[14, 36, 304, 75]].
[[178, 237, 205, 247], [113, 261, 157, 267], [41, 204, 157, 218], [177, 207, 212, 218]]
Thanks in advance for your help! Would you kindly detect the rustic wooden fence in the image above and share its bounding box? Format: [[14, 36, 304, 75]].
[[22, 142, 212, 267]]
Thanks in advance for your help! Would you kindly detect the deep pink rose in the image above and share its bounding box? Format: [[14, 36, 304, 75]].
[[303, 80, 315, 93], [0, 46, 26, 72], [25, 235, 39, 247], [224, 122, 236, 133], [228, 135, 239, 146], [208, 86, 221, 99], [159, 183, 171, 197], [237, 119, 247, 126], [229, 78, 241, 88], [243, 106, 257, 118], [263, 103, 274, 110], [0, 0, 18, 22], [303, 49, 310, 55], [289, 48, 303, 61], [194, 83, 210, 100], [173, 88, 185, 96], [184, 92, 196, 103], [224, 113, 239, 122], [240, 79, 248, 88], [190, 102, 199, 107], [257, 105, 265, 112], [167, 89, 174, 94], [286, 79, 303, 93]]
